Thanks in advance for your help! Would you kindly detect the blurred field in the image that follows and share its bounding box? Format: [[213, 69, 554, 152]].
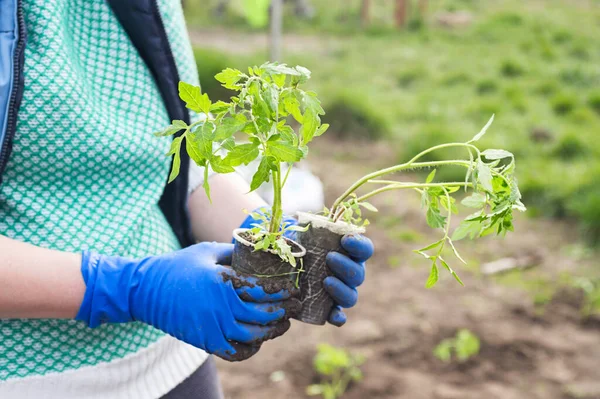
[[216, 136, 600, 399], [181, 1, 600, 397], [185, 0, 600, 243]]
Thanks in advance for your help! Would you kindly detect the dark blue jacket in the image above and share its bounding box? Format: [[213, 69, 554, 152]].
[[0, 0, 194, 248]]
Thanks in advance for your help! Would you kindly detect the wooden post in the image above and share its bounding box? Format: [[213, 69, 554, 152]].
[[270, 0, 283, 61], [395, 0, 408, 28], [419, 0, 428, 17], [361, 0, 370, 28]]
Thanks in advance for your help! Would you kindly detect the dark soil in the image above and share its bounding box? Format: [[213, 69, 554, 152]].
[[256, 277, 300, 295], [216, 138, 600, 399], [221, 271, 256, 289], [221, 270, 301, 298]]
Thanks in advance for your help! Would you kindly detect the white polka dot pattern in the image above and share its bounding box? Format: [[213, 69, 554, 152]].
[[0, 0, 198, 381]]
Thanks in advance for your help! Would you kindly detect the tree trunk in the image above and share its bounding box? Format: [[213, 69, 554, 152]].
[[361, 0, 370, 28], [419, 0, 428, 17], [395, 0, 408, 28], [270, 0, 283, 61]]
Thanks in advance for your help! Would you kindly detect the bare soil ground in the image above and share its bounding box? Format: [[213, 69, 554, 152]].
[[216, 137, 600, 399]]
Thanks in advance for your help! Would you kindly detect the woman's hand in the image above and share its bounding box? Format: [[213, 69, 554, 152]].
[[324, 234, 374, 326], [76, 242, 300, 361]]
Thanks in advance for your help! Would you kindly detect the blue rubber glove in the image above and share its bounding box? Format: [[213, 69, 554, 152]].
[[75, 242, 301, 361], [324, 234, 374, 327], [250, 211, 375, 327]]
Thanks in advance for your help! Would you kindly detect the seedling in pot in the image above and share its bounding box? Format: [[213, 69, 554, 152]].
[[154, 62, 328, 288], [295, 115, 527, 324]]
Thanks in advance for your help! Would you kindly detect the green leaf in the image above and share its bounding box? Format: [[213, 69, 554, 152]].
[[469, 114, 495, 143], [272, 73, 286, 88], [214, 116, 247, 141], [167, 136, 184, 183], [264, 84, 279, 114], [195, 122, 215, 159], [154, 120, 187, 137], [262, 63, 301, 76], [301, 107, 319, 144], [415, 238, 444, 253], [215, 68, 243, 90], [250, 156, 274, 191], [166, 135, 183, 156], [210, 156, 235, 173], [452, 219, 483, 241], [426, 261, 439, 288], [482, 149, 513, 160], [426, 169, 437, 183], [224, 143, 259, 166], [440, 195, 458, 214], [210, 100, 230, 113], [186, 135, 204, 165], [303, 91, 325, 115], [295, 65, 311, 83], [315, 123, 329, 137], [359, 201, 378, 212], [461, 193, 487, 208], [221, 137, 236, 150], [285, 225, 310, 232], [178, 81, 211, 113], [278, 124, 297, 144], [434, 340, 453, 362], [426, 207, 446, 229], [283, 95, 303, 123], [476, 160, 494, 193], [267, 141, 303, 162]]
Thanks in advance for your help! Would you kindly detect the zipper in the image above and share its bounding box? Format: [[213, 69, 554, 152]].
[[0, 0, 26, 180]]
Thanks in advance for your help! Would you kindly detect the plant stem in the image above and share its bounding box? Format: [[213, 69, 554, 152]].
[[405, 142, 481, 164], [270, 163, 283, 234], [357, 182, 472, 203], [330, 157, 474, 213], [281, 163, 292, 188]]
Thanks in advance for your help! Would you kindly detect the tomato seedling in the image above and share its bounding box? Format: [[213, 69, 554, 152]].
[[155, 63, 326, 270], [320, 115, 526, 287]]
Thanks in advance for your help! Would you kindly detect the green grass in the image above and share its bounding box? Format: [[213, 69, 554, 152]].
[[185, 0, 600, 243]]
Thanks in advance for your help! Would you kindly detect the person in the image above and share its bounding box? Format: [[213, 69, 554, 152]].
[[0, 1, 374, 398]]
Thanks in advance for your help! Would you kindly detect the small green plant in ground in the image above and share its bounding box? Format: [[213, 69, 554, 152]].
[[322, 115, 526, 288], [434, 329, 481, 363], [588, 92, 600, 115], [306, 344, 365, 399], [568, 277, 600, 317], [155, 63, 327, 266], [551, 93, 577, 115], [500, 59, 526, 78]]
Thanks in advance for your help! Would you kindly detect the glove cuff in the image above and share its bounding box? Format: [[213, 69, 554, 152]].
[[75, 251, 137, 328]]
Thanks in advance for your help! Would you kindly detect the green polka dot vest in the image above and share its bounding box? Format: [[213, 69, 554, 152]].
[[0, 0, 201, 382]]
